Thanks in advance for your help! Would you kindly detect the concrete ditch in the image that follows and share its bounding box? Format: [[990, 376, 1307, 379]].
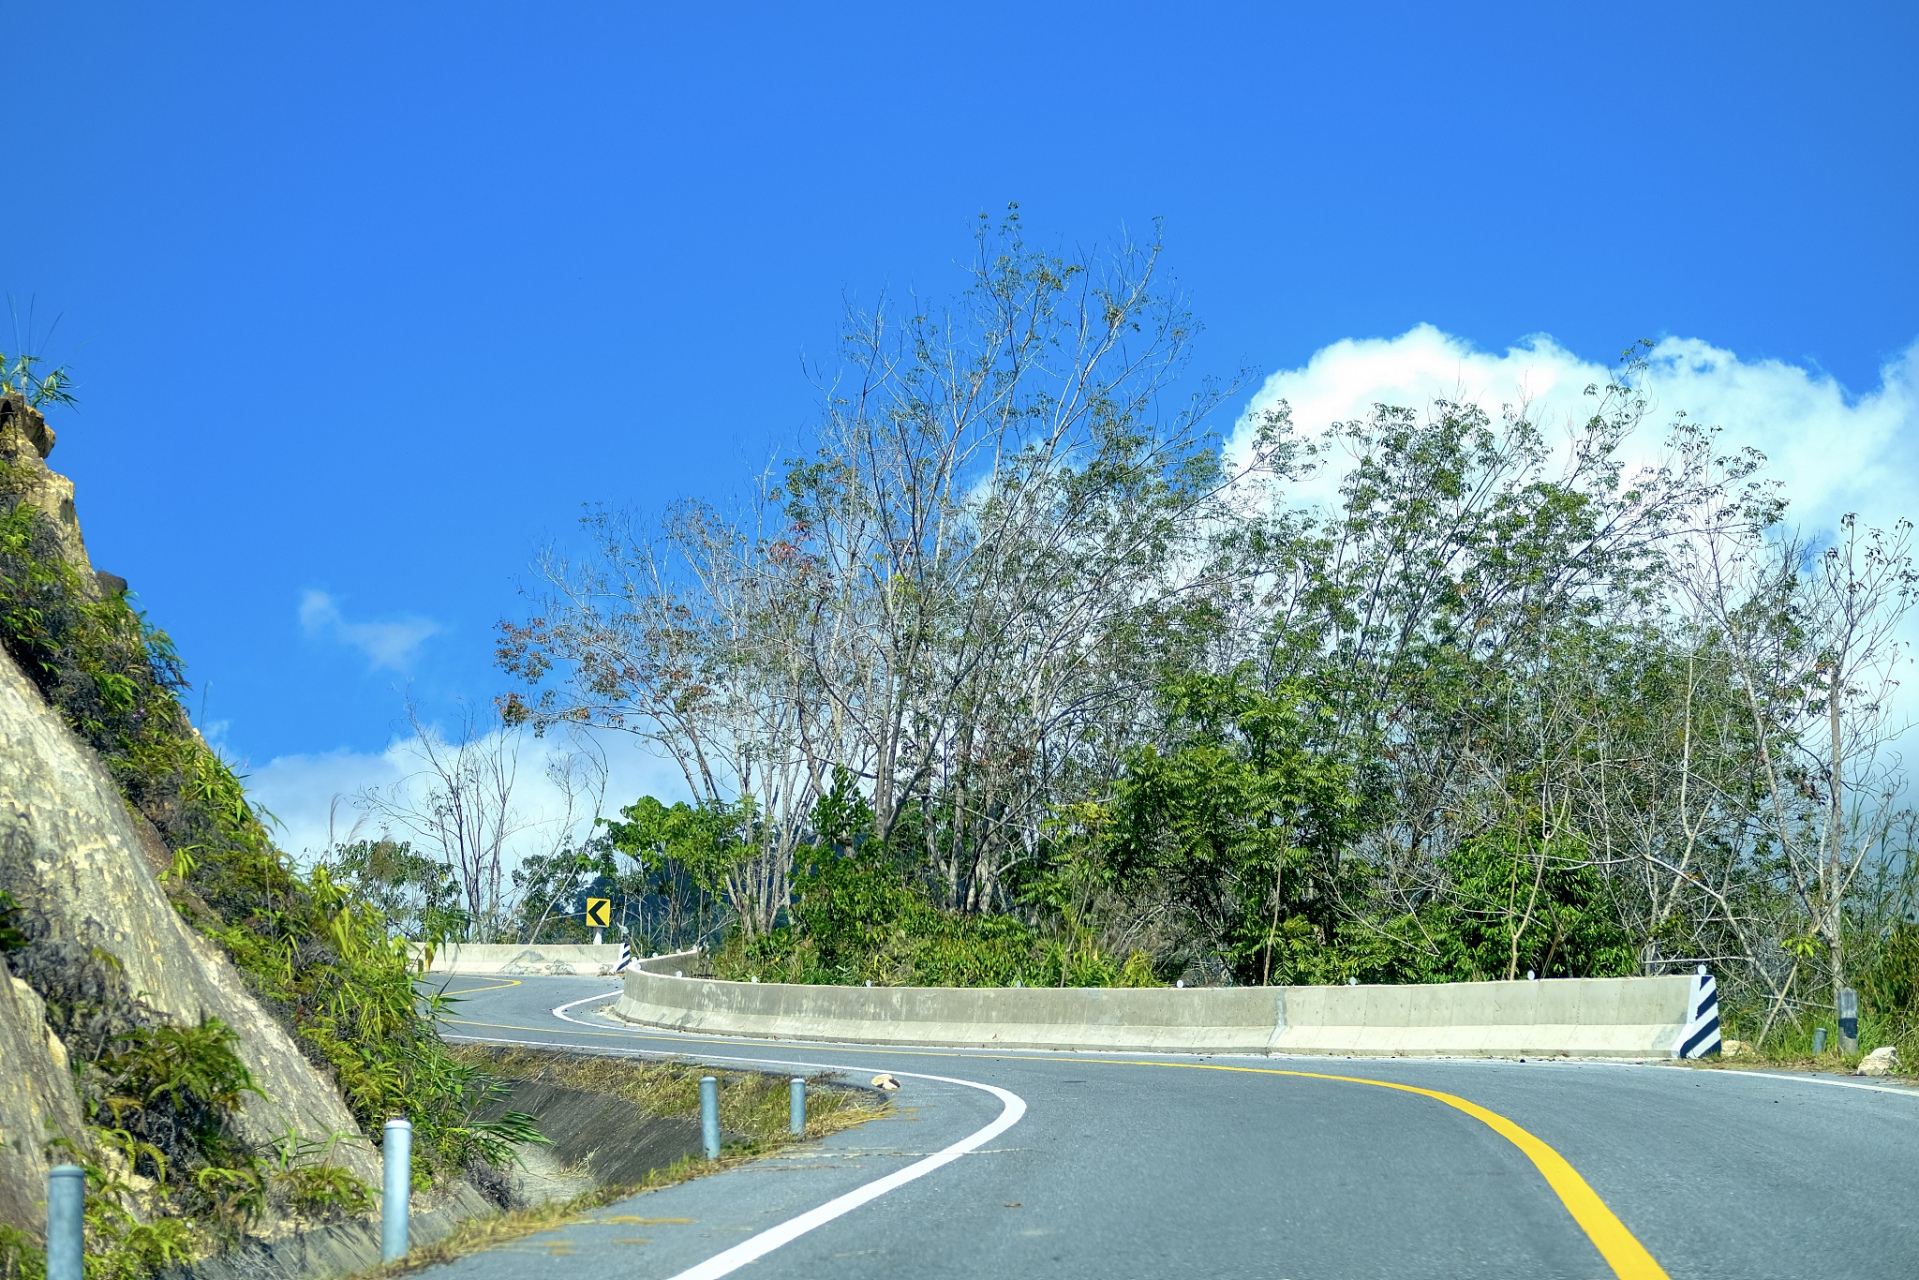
[[181, 1052, 792, 1280], [611, 952, 1711, 1059]]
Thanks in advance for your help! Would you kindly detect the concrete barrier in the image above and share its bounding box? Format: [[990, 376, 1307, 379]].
[[418, 943, 630, 976], [610, 952, 1709, 1059]]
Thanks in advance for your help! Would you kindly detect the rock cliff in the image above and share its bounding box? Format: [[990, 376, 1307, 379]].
[[0, 956, 84, 1241], [0, 638, 381, 1183], [0, 394, 380, 1247], [0, 395, 101, 588]]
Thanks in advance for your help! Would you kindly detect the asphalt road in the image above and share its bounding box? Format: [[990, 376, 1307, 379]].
[[428, 975, 1918, 1279]]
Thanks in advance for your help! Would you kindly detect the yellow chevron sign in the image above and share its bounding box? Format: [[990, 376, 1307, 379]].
[[584, 897, 611, 928]]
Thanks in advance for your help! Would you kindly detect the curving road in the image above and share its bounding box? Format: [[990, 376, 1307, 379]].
[[429, 975, 1918, 1280]]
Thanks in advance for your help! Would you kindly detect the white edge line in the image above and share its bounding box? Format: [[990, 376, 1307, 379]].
[[1688, 1066, 1919, 1099], [458, 992, 1028, 1280], [1511, 1055, 1919, 1101]]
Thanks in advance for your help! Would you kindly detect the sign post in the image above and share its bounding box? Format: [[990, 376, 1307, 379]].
[[585, 897, 610, 946]]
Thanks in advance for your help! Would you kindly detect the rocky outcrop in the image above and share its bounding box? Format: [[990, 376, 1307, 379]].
[[0, 959, 84, 1242], [0, 640, 381, 1189], [0, 395, 99, 586]]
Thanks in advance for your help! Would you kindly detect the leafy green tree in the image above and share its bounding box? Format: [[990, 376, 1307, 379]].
[[508, 842, 616, 943], [322, 839, 468, 942], [1412, 833, 1635, 981], [1113, 670, 1359, 983]]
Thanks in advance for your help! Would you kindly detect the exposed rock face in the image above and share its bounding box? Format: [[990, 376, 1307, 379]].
[[0, 642, 381, 1192], [0, 959, 84, 1242], [0, 395, 97, 585]]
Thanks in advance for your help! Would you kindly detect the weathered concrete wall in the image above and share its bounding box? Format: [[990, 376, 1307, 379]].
[[1274, 977, 1695, 1057], [418, 943, 629, 975], [0, 644, 380, 1190], [184, 1180, 496, 1280], [612, 952, 1698, 1058]]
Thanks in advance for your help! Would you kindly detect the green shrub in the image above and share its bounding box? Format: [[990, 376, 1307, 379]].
[[1858, 920, 1919, 1029], [715, 849, 1159, 988], [82, 1190, 196, 1280], [275, 1164, 373, 1222], [0, 889, 25, 952], [0, 1225, 44, 1280]]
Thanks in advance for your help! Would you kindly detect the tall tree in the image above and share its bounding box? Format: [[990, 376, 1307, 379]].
[[499, 209, 1279, 919]]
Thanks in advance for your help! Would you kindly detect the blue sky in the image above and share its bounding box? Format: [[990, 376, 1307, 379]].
[[7, 2, 1917, 853]]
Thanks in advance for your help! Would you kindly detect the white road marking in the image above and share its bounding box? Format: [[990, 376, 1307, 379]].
[[1693, 1067, 1919, 1100], [1514, 1056, 1919, 1102], [481, 991, 1031, 1280]]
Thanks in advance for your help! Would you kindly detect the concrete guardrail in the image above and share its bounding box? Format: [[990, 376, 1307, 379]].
[[416, 942, 631, 976], [611, 952, 1723, 1059]]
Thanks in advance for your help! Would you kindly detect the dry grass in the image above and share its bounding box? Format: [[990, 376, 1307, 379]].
[[349, 1045, 890, 1278], [450, 1042, 884, 1141]]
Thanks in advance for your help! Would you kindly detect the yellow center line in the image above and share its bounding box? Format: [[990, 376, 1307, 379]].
[[430, 977, 525, 996], [441, 1010, 1669, 1280], [1160, 1061, 1668, 1280]]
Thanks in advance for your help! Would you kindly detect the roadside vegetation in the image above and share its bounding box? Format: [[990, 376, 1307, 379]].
[[474, 211, 1919, 1073]]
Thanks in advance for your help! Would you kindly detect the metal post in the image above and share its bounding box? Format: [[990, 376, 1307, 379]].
[[700, 1076, 720, 1159], [382, 1119, 412, 1263], [1813, 1027, 1827, 1054], [46, 1165, 83, 1280], [1838, 987, 1859, 1054], [789, 1078, 806, 1136]]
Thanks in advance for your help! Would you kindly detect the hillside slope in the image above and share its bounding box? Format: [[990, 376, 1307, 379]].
[[0, 391, 447, 1278], [0, 637, 381, 1177]]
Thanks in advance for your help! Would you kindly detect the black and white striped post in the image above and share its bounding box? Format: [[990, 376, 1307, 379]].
[[614, 941, 632, 973], [1838, 987, 1859, 1055], [46, 1165, 83, 1280], [1678, 965, 1722, 1059]]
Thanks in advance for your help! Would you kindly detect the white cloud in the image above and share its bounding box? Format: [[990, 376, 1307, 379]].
[[1636, 337, 1918, 536], [1229, 323, 1919, 541], [246, 725, 690, 864], [298, 589, 442, 672], [1229, 325, 1919, 763]]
